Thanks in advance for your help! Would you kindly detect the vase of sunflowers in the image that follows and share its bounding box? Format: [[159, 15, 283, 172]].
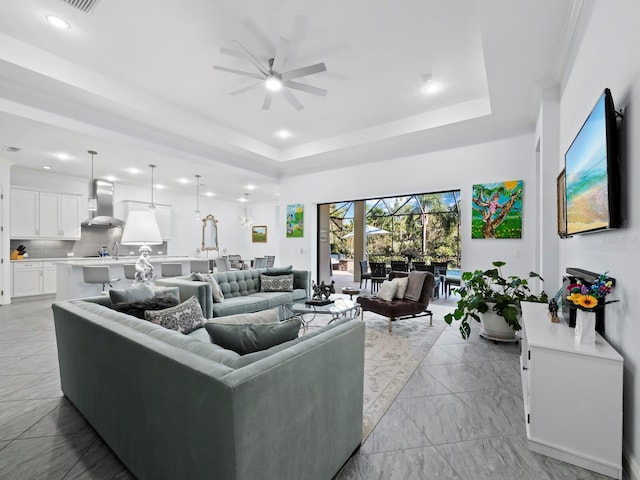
[[567, 272, 614, 345]]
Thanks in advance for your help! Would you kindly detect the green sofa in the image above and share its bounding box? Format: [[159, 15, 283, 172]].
[[52, 295, 365, 480], [156, 268, 310, 318]]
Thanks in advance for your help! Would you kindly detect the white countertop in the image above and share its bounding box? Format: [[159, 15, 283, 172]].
[[12, 255, 208, 265]]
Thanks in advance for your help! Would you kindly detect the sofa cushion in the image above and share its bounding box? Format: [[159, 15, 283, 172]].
[[260, 274, 294, 292], [377, 280, 398, 301], [205, 318, 301, 355], [144, 296, 205, 334], [211, 296, 272, 317], [216, 270, 261, 298], [206, 308, 279, 325], [112, 294, 180, 319], [109, 283, 155, 303], [191, 272, 225, 303]]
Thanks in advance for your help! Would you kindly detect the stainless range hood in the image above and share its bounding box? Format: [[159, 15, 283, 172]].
[[81, 179, 126, 228]]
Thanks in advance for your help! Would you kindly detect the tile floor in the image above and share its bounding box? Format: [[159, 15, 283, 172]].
[[0, 295, 612, 479]]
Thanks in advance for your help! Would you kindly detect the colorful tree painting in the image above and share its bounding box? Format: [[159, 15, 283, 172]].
[[286, 203, 304, 238], [471, 180, 523, 239]]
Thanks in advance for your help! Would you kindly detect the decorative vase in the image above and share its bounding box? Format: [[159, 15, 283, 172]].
[[575, 309, 596, 345]]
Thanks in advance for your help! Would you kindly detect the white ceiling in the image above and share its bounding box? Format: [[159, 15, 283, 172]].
[[0, 0, 578, 201]]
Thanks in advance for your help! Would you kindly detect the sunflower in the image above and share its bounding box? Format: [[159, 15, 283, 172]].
[[578, 295, 598, 309], [567, 292, 583, 304]]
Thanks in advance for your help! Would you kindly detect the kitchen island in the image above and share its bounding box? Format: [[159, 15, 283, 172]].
[[55, 256, 211, 300]]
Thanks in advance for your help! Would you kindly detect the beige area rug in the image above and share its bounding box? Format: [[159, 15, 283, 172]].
[[301, 302, 453, 440]]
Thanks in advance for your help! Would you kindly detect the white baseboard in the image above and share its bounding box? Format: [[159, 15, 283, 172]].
[[624, 443, 640, 480]]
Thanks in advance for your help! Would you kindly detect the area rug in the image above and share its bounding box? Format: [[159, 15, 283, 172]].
[[302, 302, 452, 440]]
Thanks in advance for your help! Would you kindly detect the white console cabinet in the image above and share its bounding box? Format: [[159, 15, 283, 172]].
[[520, 302, 623, 479]]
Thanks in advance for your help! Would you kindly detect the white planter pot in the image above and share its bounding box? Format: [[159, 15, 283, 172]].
[[479, 303, 519, 342], [574, 309, 596, 345]]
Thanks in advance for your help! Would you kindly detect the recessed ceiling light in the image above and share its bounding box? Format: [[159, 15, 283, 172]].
[[105, 175, 118, 182], [55, 153, 71, 160], [46, 15, 70, 29], [421, 75, 442, 95], [126, 167, 141, 175], [43, 165, 52, 170], [275, 129, 291, 139], [205, 191, 215, 197], [177, 178, 190, 184], [155, 184, 166, 190], [246, 184, 256, 190]]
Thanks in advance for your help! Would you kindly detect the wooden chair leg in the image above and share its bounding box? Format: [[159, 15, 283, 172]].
[[388, 317, 393, 333]]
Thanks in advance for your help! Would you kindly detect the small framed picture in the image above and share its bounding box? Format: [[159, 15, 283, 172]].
[[252, 225, 267, 243], [319, 229, 329, 242]]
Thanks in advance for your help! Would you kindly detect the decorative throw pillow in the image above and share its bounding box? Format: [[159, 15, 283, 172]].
[[205, 318, 301, 355], [191, 272, 225, 303], [112, 294, 180, 319], [392, 276, 409, 300], [260, 274, 294, 292], [377, 280, 398, 302], [207, 308, 279, 325], [109, 283, 155, 304], [263, 265, 293, 276], [144, 295, 205, 334]]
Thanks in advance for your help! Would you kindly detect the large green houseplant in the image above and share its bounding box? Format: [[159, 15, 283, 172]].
[[444, 261, 548, 340]]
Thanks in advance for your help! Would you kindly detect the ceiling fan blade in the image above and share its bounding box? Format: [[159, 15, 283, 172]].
[[281, 62, 327, 81], [271, 37, 289, 73], [284, 80, 328, 96], [232, 40, 268, 75], [230, 82, 264, 95], [282, 87, 304, 111], [213, 65, 265, 80], [262, 92, 272, 110], [220, 47, 269, 62]]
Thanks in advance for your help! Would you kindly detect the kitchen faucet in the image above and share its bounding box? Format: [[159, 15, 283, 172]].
[[113, 241, 120, 261]]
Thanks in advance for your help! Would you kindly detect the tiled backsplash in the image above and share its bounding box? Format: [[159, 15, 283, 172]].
[[10, 226, 168, 259]]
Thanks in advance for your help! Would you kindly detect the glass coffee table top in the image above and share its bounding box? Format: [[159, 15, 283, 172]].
[[286, 298, 361, 327]]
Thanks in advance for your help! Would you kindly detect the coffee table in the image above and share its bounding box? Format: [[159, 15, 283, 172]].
[[285, 298, 361, 327]]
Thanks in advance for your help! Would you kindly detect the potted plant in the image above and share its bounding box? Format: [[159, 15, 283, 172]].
[[444, 261, 548, 341]]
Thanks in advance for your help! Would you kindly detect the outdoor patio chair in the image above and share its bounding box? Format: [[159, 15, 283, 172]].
[[359, 260, 371, 289]]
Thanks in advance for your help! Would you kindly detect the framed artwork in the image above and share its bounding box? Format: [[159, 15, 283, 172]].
[[471, 180, 523, 239], [286, 203, 304, 238], [557, 169, 568, 238], [251, 225, 267, 243]]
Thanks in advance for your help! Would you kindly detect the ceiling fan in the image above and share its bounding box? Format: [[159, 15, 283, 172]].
[[213, 37, 327, 111]]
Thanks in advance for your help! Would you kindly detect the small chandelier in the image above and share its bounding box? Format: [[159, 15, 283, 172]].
[[87, 150, 97, 211], [238, 193, 254, 229], [194, 174, 202, 220], [148, 164, 156, 212]]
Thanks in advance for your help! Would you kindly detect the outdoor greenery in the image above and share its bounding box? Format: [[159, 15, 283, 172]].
[[329, 191, 461, 266]]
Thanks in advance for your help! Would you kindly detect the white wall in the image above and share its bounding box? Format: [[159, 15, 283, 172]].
[[278, 132, 542, 287], [555, 0, 640, 470]]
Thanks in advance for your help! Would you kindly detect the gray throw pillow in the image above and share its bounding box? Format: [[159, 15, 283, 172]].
[[191, 272, 225, 303], [204, 318, 301, 355], [207, 308, 279, 325], [144, 295, 205, 334], [109, 283, 155, 304], [263, 266, 293, 276], [260, 274, 294, 292], [112, 294, 180, 319]]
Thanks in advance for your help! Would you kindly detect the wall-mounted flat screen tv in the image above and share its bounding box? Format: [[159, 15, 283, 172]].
[[564, 88, 620, 235]]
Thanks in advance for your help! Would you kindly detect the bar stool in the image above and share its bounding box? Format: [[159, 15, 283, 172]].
[[82, 266, 121, 293], [161, 263, 183, 277], [123, 264, 137, 280], [190, 260, 210, 273], [265, 255, 276, 268], [215, 258, 231, 272]]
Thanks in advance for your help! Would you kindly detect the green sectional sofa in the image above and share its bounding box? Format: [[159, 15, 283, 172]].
[[52, 295, 365, 480], [156, 268, 310, 318]]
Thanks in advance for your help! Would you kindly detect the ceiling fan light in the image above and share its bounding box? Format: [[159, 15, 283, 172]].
[[265, 76, 282, 92]]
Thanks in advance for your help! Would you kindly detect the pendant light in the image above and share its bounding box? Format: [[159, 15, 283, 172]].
[[148, 164, 156, 212], [239, 193, 254, 228], [194, 174, 202, 220], [87, 150, 98, 211]]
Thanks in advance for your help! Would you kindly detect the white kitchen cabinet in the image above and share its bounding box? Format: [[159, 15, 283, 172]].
[[520, 302, 623, 479], [123, 201, 172, 240], [11, 189, 81, 240], [12, 262, 43, 297], [10, 188, 39, 238], [43, 262, 57, 294]]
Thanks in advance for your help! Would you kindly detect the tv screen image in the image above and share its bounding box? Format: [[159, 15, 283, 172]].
[[564, 88, 620, 235]]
